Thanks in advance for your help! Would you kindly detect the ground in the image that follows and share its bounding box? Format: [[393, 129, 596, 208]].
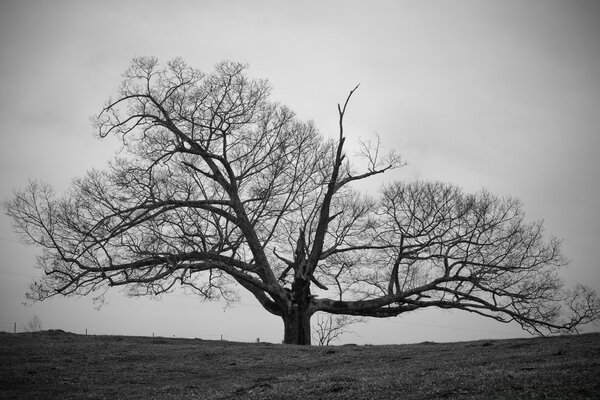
[[1, 330, 599, 399]]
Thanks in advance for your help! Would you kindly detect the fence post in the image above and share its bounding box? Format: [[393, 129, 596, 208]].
[[14, 322, 16, 334]]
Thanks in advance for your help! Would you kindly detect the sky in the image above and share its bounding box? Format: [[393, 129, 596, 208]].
[[1, 0, 599, 344]]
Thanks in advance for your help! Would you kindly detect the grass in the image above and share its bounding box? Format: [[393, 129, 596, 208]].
[[1, 330, 599, 399]]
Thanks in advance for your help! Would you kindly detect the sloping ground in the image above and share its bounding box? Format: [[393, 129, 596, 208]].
[[1, 330, 599, 399]]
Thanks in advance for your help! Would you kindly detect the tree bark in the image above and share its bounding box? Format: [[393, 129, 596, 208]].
[[282, 277, 313, 345], [282, 306, 312, 345]]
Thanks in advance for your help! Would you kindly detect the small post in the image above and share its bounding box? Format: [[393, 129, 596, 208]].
[[14, 322, 16, 334], [220, 334, 223, 341], [256, 338, 260, 343]]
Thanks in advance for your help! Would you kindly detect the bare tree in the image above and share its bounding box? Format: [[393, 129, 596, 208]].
[[313, 313, 362, 346], [4, 58, 599, 344], [26, 315, 42, 332]]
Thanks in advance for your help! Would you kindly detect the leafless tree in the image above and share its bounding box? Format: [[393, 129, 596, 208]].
[[313, 313, 363, 346], [26, 315, 42, 332], [4, 58, 599, 344]]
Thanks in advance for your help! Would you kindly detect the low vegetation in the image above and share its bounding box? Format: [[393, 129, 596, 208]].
[[1, 330, 599, 399]]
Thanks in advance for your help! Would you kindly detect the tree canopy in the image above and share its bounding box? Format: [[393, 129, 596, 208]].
[[5, 58, 599, 344]]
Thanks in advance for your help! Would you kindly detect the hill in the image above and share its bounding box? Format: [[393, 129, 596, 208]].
[[1, 330, 599, 399]]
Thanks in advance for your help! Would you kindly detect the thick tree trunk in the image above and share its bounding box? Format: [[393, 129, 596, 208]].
[[282, 276, 314, 345], [282, 307, 312, 345]]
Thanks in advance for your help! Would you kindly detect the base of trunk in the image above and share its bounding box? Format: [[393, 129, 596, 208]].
[[283, 309, 312, 345]]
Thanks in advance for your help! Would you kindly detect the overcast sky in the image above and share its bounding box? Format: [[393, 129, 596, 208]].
[[1, 0, 599, 344]]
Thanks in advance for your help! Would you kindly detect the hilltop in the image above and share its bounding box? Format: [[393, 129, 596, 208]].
[[1, 330, 599, 399]]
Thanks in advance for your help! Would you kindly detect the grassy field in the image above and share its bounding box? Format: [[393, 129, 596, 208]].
[[1, 330, 599, 399]]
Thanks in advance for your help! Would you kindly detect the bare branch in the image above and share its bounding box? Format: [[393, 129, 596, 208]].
[[5, 57, 598, 345]]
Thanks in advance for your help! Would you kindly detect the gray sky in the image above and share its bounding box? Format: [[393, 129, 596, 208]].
[[1, 0, 599, 343]]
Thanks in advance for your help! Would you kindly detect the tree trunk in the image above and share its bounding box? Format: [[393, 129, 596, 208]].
[[282, 276, 313, 345], [282, 307, 312, 345]]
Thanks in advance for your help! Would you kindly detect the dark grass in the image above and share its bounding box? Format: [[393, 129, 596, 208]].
[[1, 330, 599, 399]]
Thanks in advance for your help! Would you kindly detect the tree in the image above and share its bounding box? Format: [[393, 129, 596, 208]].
[[26, 315, 42, 332], [5, 57, 599, 345], [313, 313, 363, 346]]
